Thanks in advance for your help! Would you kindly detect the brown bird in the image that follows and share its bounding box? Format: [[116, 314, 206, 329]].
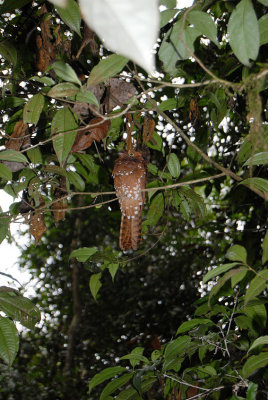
[[113, 150, 147, 251]]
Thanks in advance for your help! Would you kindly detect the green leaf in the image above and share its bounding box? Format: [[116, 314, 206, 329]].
[[176, 319, 214, 334], [248, 336, 268, 353], [48, 83, 80, 98], [0, 149, 28, 163], [67, 171, 85, 191], [75, 88, 99, 107], [0, 316, 19, 366], [209, 267, 246, 302], [145, 193, 164, 226], [243, 152, 268, 166], [262, 230, 268, 264], [246, 382, 258, 400], [51, 61, 81, 86], [226, 245, 247, 263], [23, 93, 45, 125], [100, 372, 134, 400], [231, 269, 248, 287], [187, 11, 219, 46], [56, 0, 81, 36], [147, 131, 164, 154], [160, 0, 177, 8], [179, 187, 207, 218], [0, 289, 40, 329], [117, 376, 156, 400], [0, 214, 11, 244], [151, 349, 161, 362], [167, 153, 180, 178], [0, 40, 17, 65], [244, 270, 268, 305], [203, 263, 240, 283], [27, 148, 42, 164], [195, 365, 217, 377], [87, 55, 129, 87], [160, 9, 178, 28], [88, 366, 127, 394], [30, 76, 55, 86], [163, 335, 190, 372], [51, 107, 78, 165], [240, 177, 268, 194], [108, 263, 119, 281], [0, 0, 32, 13], [244, 301, 267, 330], [242, 352, 268, 378], [89, 273, 102, 301], [0, 163, 12, 181], [70, 247, 98, 262], [158, 97, 185, 111], [227, 0, 260, 66], [257, 0, 268, 5], [159, 19, 199, 75], [259, 14, 268, 46], [121, 347, 149, 368]]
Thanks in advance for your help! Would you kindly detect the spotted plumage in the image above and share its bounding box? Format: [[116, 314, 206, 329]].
[[113, 150, 147, 251]]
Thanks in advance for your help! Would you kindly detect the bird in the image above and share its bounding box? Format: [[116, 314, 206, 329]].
[[113, 150, 147, 251]]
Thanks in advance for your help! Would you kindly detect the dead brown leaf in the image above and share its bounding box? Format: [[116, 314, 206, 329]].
[[143, 116, 155, 144], [53, 178, 67, 222], [30, 210, 46, 245], [189, 98, 200, 128], [6, 120, 30, 151], [71, 117, 111, 152], [36, 4, 56, 72]]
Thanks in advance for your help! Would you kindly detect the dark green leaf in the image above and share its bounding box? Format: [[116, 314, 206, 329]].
[[0, 0, 32, 13], [243, 152, 268, 166], [87, 55, 128, 87], [0, 149, 28, 163], [227, 0, 260, 66], [51, 61, 81, 86], [0, 214, 11, 244], [0, 163, 12, 181], [0, 41, 17, 65], [262, 230, 268, 264], [27, 148, 42, 164], [56, 0, 81, 36], [108, 263, 119, 281], [259, 14, 268, 46], [67, 171, 85, 191], [226, 245, 247, 263], [167, 153, 180, 178], [51, 107, 78, 165], [88, 366, 127, 394], [75, 88, 99, 107], [240, 177, 268, 194], [244, 270, 268, 305], [203, 263, 240, 283], [70, 247, 98, 262], [160, 9, 178, 28], [242, 352, 268, 378], [0, 290, 40, 329], [187, 11, 218, 46], [99, 372, 134, 400], [145, 193, 164, 226], [248, 335, 268, 353], [48, 83, 80, 98], [246, 382, 258, 400], [0, 316, 19, 366], [117, 376, 156, 400], [176, 319, 214, 334], [89, 273, 102, 301], [23, 94, 45, 125], [209, 267, 246, 302]]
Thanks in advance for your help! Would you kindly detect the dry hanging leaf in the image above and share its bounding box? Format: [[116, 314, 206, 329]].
[[53, 178, 67, 222], [30, 210, 46, 244], [6, 120, 30, 151], [76, 26, 98, 59], [36, 5, 56, 72], [142, 116, 155, 144], [104, 78, 136, 112], [71, 117, 111, 152], [189, 98, 200, 128]]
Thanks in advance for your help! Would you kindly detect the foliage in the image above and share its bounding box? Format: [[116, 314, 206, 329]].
[[0, 0, 267, 398]]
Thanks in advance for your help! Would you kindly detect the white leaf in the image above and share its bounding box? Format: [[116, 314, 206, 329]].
[[48, 0, 67, 6], [79, 0, 159, 75]]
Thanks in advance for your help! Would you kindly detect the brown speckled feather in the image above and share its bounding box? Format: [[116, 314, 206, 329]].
[[113, 150, 147, 251]]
